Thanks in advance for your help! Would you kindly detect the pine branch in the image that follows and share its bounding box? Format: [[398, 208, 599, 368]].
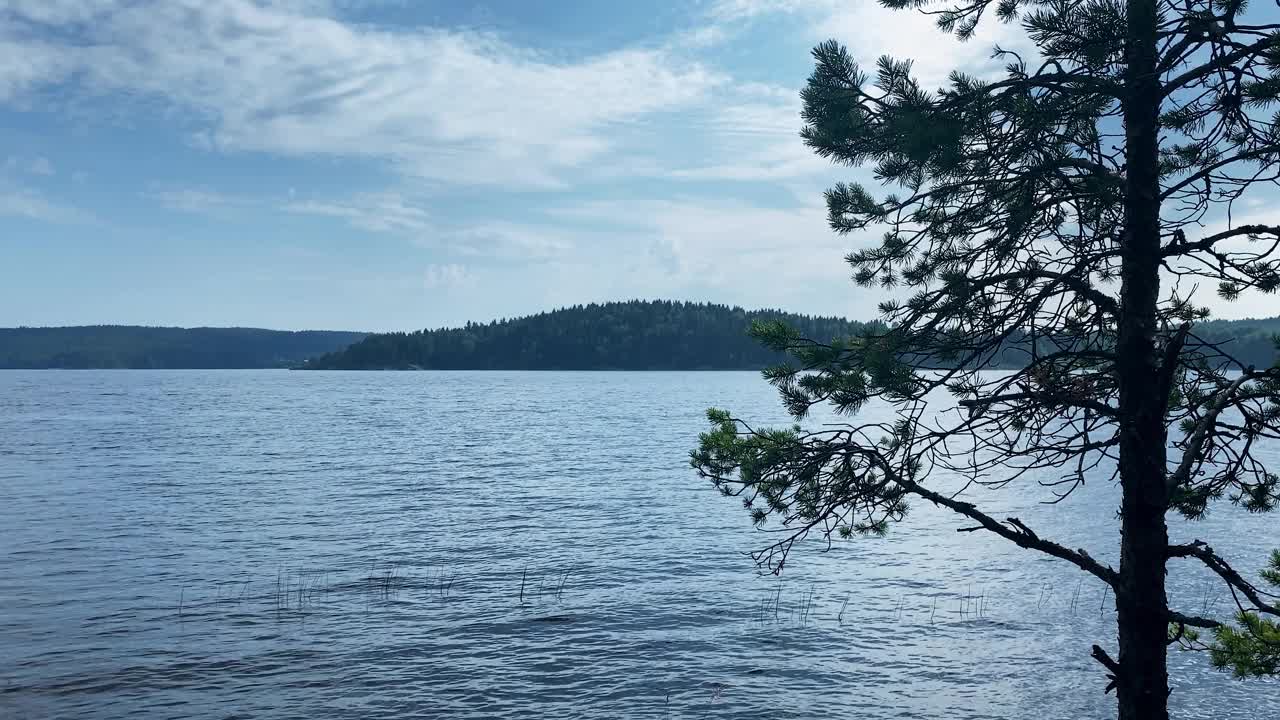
[[1161, 34, 1280, 98], [1167, 369, 1277, 492], [959, 390, 1117, 416], [1168, 540, 1280, 616], [1168, 609, 1222, 629], [1091, 644, 1121, 694], [895, 474, 1119, 587], [973, 269, 1120, 317], [1161, 147, 1280, 201], [1162, 224, 1280, 257]]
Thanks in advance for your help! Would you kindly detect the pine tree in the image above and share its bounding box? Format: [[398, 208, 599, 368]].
[[692, 3, 1280, 718]]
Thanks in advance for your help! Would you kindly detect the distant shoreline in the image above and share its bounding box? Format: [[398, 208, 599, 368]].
[[7, 300, 1280, 371]]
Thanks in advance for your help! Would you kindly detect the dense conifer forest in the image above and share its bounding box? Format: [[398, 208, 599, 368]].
[[304, 301, 877, 370], [4, 302, 1276, 371], [306, 301, 1280, 371], [0, 327, 367, 369]]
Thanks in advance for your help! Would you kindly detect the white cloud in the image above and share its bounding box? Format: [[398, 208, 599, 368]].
[[649, 79, 840, 182], [441, 221, 575, 260], [283, 192, 430, 233], [672, 95, 830, 181], [678, 0, 1037, 185], [0, 152, 81, 222], [0, 38, 75, 103], [0, 187, 88, 223], [1, 0, 1000, 192], [1, 0, 122, 25], [547, 196, 857, 289], [710, 0, 1033, 89], [153, 188, 246, 214], [709, 0, 808, 23], [0, 0, 724, 189], [817, 3, 1031, 89], [422, 263, 471, 289], [424, 195, 886, 322], [280, 194, 587, 261]]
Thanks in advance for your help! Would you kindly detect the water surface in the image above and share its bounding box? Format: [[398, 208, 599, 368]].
[[1, 370, 1277, 718]]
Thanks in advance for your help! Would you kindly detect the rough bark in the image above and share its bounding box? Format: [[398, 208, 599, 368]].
[[1116, 1, 1171, 718]]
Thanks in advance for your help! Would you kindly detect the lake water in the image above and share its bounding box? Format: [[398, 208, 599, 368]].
[[1, 370, 1278, 719]]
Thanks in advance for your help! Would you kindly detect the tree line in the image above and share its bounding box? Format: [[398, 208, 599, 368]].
[[305, 300, 1280, 372], [0, 326, 367, 369], [5, 307, 1276, 373], [304, 300, 878, 370]]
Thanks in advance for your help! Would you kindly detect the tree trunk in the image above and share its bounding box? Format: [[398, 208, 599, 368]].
[[1116, 2, 1170, 719]]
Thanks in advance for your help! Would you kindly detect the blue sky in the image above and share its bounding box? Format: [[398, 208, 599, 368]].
[[2, 1, 1277, 331]]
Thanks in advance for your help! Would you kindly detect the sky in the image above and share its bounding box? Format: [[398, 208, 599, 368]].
[[1, 0, 1277, 331]]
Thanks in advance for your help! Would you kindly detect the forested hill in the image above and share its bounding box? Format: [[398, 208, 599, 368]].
[[304, 299, 1280, 371], [0, 326, 368, 369], [8, 306, 1276, 371], [1193, 317, 1280, 369], [304, 301, 875, 370]]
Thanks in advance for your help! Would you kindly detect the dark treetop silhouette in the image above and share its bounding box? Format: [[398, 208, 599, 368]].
[[300, 299, 1280, 371], [0, 326, 366, 369], [5, 307, 1280, 371], [303, 301, 875, 370], [692, 3, 1280, 720]]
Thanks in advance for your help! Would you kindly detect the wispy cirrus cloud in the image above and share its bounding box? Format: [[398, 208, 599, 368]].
[[152, 188, 249, 214], [0, 151, 83, 223], [0, 187, 90, 223], [708, 0, 807, 23], [0, 0, 725, 189], [670, 91, 830, 181], [282, 192, 431, 234], [441, 221, 582, 261], [279, 193, 583, 261]]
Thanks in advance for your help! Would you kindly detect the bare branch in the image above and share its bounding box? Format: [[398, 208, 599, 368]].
[[896, 474, 1120, 587], [1168, 540, 1280, 616]]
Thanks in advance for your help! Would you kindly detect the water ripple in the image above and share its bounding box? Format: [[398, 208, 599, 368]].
[[1, 370, 1277, 719]]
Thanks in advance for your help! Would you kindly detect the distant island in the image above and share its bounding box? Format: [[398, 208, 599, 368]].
[[304, 300, 1280, 372], [5, 302, 1278, 371], [303, 300, 875, 370], [0, 326, 367, 369]]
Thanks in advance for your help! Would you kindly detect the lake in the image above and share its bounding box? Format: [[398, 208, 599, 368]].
[[1, 370, 1277, 719]]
